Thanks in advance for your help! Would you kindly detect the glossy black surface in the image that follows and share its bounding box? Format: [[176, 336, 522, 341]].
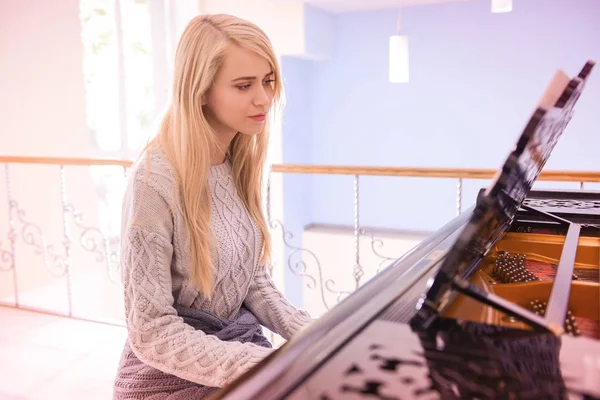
[[211, 210, 474, 400], [295, 318, 600, 399], [517, 189, 600, 232], [213, 186, 599, 399]]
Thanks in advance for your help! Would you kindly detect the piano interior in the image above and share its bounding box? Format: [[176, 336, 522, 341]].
[[442, 197, 600, 339], [430, 61, 600, 342]]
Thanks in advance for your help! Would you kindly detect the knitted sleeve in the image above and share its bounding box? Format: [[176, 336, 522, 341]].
[[244, 268, 314, 340], [121, 173, 274, 388]]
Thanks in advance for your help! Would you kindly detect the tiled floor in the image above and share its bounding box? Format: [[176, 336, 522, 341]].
[[0, 305, 126, 399]]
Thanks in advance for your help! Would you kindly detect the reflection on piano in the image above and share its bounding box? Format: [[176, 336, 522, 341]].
[[211, 60, 599, 399]]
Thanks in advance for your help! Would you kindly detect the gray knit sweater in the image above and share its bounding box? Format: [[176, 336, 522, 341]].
[[118, 148, 312, 389]]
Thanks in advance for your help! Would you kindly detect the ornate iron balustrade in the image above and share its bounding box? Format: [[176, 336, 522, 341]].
[[0, 155, 597, 325], [0, 157, 129, 322], [267, 163, 600, 316]]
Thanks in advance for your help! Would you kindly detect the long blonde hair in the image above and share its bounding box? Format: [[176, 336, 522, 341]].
[[147, 14, 281, 300]]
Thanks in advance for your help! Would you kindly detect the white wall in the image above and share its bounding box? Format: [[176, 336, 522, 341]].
[[0, 0, 120, 321], [0, 0, 91, 157], [198, 0, 307, 56]]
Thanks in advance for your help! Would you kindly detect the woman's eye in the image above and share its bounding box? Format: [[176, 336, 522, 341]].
[[237, 79, 274, 91]]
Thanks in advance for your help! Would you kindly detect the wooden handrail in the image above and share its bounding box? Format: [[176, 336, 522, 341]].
[[0, 156, 598, 182], [0, 156, 133, 168], [271, 164, 600, 182]]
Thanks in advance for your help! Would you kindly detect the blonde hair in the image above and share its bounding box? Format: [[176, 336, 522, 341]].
[[146, 14, 281, 300]]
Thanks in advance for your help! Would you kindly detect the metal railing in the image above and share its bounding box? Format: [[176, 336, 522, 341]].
[[272, 164, 600, 215], [1, 155, 598, 325]]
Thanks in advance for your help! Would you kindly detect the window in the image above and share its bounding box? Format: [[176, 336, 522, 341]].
[[78, 0, 166, 239], [79, 0, 159, 158]]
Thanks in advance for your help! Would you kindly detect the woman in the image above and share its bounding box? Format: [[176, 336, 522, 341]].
[[113, 14, 313, 399]]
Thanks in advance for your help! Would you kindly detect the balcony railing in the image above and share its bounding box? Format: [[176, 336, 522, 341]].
[[1, 155, 598, 328]]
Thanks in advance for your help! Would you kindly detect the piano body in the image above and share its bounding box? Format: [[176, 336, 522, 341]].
[[212, 61, 600, 399]]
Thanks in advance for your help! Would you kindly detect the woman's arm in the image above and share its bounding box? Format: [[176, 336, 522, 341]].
[[244, 268, 314, 340], [121, 171, 273, 388]]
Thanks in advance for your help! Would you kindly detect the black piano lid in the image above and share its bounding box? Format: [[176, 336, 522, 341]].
[[416, 60, 596, 329]]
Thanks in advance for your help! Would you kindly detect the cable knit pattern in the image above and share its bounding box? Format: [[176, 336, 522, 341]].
[[116, 148, 313, 391], [245, 269, 313, 340]]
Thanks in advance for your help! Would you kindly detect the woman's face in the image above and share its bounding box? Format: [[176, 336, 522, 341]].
[[203, 44, 275, 138]]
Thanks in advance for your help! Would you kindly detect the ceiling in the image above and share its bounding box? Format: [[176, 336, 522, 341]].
[[299, 0, 471, 13]]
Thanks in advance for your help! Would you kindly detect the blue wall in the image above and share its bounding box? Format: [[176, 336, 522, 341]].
[[280, 57, 315, 305], [279, 0, 600, 306], [282, 0, 600, 235]]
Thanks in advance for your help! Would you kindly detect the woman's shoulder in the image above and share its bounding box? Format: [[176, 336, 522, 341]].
[[126, 145, 179, 203]]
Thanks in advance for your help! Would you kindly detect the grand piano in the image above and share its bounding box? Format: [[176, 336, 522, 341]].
[[213, 60, 599, 399]]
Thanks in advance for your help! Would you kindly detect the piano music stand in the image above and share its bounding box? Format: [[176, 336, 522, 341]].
[[414, 60, 596, 336]]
